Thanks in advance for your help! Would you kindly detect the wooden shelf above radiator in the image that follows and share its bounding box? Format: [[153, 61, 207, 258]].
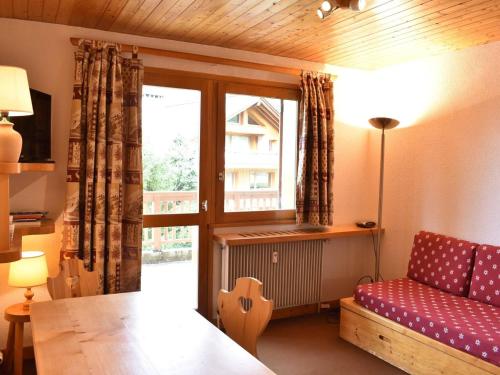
[[213, 224, 383, 247]]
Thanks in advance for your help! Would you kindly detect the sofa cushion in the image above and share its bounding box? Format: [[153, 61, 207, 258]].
[[355, 278, 500, 366], [469, 244, 500, 307], [407, 231, 477, 296]]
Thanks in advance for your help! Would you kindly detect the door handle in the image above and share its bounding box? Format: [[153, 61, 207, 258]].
[[201, 200, 208, 212]]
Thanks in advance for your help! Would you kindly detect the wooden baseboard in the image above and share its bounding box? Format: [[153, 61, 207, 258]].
[[270, 299, 340, 320], [319, 299, 340, 311], [271, 303, 318, 320], [339, 297, 498, 375], [213, 300, 341, 323]]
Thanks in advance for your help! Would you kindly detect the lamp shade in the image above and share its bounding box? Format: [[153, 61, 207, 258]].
[[0, 66, 33, 116], [368, 117, 400, 130], [8, 251, 48, 288]]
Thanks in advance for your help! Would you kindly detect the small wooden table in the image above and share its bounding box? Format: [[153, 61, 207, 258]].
[[3, 303, 30, 375], [30, 292, 275, 374]]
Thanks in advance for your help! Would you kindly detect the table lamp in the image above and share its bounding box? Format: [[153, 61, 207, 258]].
[[8, 251, 48, 310], [0, 66, 33, 162]]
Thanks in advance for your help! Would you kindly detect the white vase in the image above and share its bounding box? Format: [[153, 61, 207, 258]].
[[0, 118, 22, 162]]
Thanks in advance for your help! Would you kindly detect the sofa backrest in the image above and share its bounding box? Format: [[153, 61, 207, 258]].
[[407, 231, 478, 296], [468, 244, 500, 307]]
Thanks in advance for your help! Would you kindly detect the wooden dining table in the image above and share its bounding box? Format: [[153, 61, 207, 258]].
[[30, 292, 275, 374]]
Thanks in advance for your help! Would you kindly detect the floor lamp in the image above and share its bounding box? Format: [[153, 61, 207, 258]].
[[369, 117, 400, 282]]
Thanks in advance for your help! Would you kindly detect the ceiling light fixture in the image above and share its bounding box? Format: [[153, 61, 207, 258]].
[[316, 0, 366, 20], [321, 0, 333, 12], [349, 0, 366, 11]]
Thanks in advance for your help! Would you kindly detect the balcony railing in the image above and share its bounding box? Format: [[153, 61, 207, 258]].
[[143, 190, 279, 251]]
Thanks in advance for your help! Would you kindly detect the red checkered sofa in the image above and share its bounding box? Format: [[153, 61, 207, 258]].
[[344, 230, 499, 372]]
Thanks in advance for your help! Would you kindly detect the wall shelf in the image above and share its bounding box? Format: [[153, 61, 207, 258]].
[[0, 161, 55, 263], [0, 162, 21, 174], [214, 224, 383, 247], [0, 219, 55, 263], [20, 163, 56, 172]]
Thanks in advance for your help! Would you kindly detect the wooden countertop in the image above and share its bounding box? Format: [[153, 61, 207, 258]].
[[214, 224, 381, 246]]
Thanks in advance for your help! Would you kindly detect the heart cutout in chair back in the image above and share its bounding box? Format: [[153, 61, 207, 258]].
[[238, 296, 253, 312]]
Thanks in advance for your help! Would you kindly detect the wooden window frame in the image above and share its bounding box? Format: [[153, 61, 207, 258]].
[[215, 81, 299, 225], [141, 67, 299, 316], [142, 68, 214, 316]]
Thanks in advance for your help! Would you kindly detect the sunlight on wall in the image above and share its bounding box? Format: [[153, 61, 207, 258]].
[[323, 58, 449, 129], [368, 60, 447, 128], [323, 65, 374, 127]]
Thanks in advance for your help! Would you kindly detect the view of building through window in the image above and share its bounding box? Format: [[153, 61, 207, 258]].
[[224, 93, 298, 212]]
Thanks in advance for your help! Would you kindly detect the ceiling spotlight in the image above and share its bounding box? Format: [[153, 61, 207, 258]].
[[317, 7, 325, 19], [316, 0, 365, 20], [321, 0, 333, 12], [349, 0, 366, 11]]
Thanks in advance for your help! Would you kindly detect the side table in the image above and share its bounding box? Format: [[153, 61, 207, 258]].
[[3, 303, 30, 375]]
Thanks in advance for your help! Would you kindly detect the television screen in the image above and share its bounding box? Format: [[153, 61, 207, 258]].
[[14, 88, 52, 162]]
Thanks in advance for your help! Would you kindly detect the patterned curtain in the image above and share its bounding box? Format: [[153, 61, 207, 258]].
[[296, 71, 334, 226], [62, 40, 143, 294]]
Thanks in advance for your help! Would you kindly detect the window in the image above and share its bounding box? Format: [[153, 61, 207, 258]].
[[248, 114, 260, 125], [142, 80, 206, 312], [142, 85, 200, 216], [142, 68, 300, 313], [250, 171, 272, 189], [226, 135, 250, 152], [221, 88, 298, 215]]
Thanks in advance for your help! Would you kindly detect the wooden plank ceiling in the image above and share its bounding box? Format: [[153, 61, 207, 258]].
[[1, 0, 499, 69]]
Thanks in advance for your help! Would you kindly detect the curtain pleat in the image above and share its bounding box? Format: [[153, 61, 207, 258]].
[[62, 39, 143, 294], [296, 71, 334, 226]]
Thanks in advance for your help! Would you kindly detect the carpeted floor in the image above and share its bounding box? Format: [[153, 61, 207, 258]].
[[258, 312, 406, 375]]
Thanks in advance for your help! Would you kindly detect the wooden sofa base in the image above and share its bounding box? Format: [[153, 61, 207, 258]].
[[339, 297, 499, 375]]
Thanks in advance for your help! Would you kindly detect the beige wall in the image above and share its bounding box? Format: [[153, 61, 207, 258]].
[[0, 18, 377, 346], [369, 42, 500, 280]]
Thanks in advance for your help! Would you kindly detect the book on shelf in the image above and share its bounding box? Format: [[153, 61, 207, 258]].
[[14, 220, 42, 227], [10, 211, 48, 222]]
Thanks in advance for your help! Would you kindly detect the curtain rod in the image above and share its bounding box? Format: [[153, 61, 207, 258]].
[[69, 37, 335, 79]]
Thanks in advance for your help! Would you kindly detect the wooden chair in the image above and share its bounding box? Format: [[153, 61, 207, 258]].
[[217, 277, 273, 357], [47, 259, 98, 299]]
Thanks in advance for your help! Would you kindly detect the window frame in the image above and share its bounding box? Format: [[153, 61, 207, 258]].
[[215, 81, 299, 225]]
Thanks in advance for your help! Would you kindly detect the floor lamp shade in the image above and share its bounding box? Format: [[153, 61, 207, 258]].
[[0, 66, 33, 162], [369, 117, 399, 281]]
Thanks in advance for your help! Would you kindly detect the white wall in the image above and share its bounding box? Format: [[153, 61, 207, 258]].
[[369, 42, 500, 280], [0, 18, 377, 347]]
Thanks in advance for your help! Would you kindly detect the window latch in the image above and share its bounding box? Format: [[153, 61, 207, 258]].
[[201, 200, 208, 212]]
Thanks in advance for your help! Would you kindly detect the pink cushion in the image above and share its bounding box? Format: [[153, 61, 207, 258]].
[[407, 231, 477, 296], [354, 278, 500, 366], [468, 245, 500, 307]]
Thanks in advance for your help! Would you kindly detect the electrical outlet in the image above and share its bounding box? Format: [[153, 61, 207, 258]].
[[272, 251, 278, 264]]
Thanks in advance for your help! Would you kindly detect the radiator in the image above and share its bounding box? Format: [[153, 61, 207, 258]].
[[221, 240, 323, 310]]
